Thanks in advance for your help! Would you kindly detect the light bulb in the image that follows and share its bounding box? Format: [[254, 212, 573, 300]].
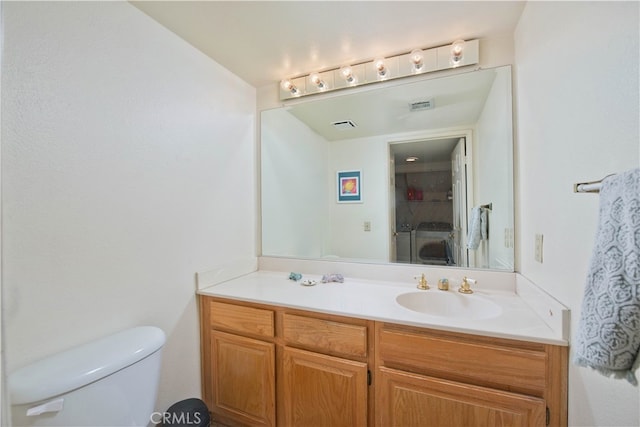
[[309, 73, 321, 85], [374, 58, 387, 79], [280, 78, 299, 95], [451, 40, 465, 55], [309, 73, 327, 90], [409, 48, 424, 72], [340, 65, 357, 84], [280, 79, 291, 90], [450, 39, 465, 67]]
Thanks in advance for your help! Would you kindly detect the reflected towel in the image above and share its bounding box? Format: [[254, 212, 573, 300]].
[[467, 206, 488, 250], [467, 207, 482, 249], [480, 208, 488, 240], [574, 168, 640, 384]]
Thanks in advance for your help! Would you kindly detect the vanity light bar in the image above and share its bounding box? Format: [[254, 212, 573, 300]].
[[279, 39, 479, 101]]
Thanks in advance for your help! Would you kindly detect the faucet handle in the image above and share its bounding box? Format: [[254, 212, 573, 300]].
[[458, 276, 476, 294], [415, 273, 430, 290]]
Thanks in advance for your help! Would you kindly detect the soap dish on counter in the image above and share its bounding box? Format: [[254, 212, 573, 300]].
[[300, 279, 317, 286]]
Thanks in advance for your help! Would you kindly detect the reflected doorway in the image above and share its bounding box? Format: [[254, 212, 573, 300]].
[[389, 136, 469, 267]]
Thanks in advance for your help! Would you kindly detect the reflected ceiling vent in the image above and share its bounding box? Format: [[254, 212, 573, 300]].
[[409, 98, 434, 112], [332, 120, 357, 130]]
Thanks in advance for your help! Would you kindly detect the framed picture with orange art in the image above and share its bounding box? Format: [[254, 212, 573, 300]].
[[337, 170, 362, 203]]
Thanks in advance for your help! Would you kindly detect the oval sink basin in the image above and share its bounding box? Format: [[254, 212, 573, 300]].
[[396, 291, 502, 320]]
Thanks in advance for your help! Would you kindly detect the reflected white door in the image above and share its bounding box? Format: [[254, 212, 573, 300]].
[[451, 138, 468, 267], [388, 154, 397, 262]]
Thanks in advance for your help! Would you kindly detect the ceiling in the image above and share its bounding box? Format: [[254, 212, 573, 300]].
[[285, 67, 497, 141], [130, 1, 526, 89], [274, 66, 500, 165], [390, 137, 460, 165]]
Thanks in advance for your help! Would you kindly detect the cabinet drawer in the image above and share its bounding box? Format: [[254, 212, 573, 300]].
[[283, 313, 367, 358], [378, 325, 547, 396], [210, 301, 274, 338]]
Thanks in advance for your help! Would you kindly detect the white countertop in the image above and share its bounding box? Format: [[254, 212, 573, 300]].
[[198, 269, 569, 346]]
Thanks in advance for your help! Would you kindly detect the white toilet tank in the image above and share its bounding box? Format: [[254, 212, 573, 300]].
[[9, 326, 166, 427]]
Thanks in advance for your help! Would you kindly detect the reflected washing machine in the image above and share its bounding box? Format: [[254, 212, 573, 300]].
[[396, 231, 412, 263], [411, 222, 455, 265]]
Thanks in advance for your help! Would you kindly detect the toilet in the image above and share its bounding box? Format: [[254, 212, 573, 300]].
[[8, 326, 166, 427]]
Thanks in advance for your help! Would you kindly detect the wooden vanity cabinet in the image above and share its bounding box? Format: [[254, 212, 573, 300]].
[[377, 367, 546, 426], [200, 296, 567, 427], [200, 296, 374, 427], [375, 322, 568, 427], [201, 299, 277, 426], [279, 312, 372, 427], [280, 344, 368, 426]]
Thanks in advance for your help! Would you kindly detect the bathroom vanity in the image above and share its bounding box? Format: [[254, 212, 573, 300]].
[[198, 268, 568, 427], [200, 298, 371, 426]]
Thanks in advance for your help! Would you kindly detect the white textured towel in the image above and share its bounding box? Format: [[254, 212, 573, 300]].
[[574, 168, 640, 384]]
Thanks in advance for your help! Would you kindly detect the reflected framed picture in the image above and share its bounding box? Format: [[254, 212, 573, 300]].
[[337, 170, 362, 203]]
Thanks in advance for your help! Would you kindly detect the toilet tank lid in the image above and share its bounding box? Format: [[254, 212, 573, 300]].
[[9, 326, 166, 405]]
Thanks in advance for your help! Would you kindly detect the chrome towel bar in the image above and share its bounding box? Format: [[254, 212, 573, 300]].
[[574, 174, 615, 193]]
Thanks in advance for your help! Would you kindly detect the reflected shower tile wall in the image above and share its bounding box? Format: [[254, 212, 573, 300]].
[[395, 170, 453, 229]]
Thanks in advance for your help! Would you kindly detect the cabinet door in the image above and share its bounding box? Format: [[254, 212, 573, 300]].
[[377, 367, 546, 427], [210, 330, 276, 426], [281, 347, 368, 427]]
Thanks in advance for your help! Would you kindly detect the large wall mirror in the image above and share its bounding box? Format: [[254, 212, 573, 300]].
[[261, 65, 514, 271]]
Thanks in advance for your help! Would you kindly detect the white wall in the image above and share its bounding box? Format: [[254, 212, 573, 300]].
[[2, 1, 256, 416], [0, 0, 5, 422], [326, 127, 473, 263], [261, 108, 329, 258], [328, 135, 390, 261], [515, 2, 640, 426]]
